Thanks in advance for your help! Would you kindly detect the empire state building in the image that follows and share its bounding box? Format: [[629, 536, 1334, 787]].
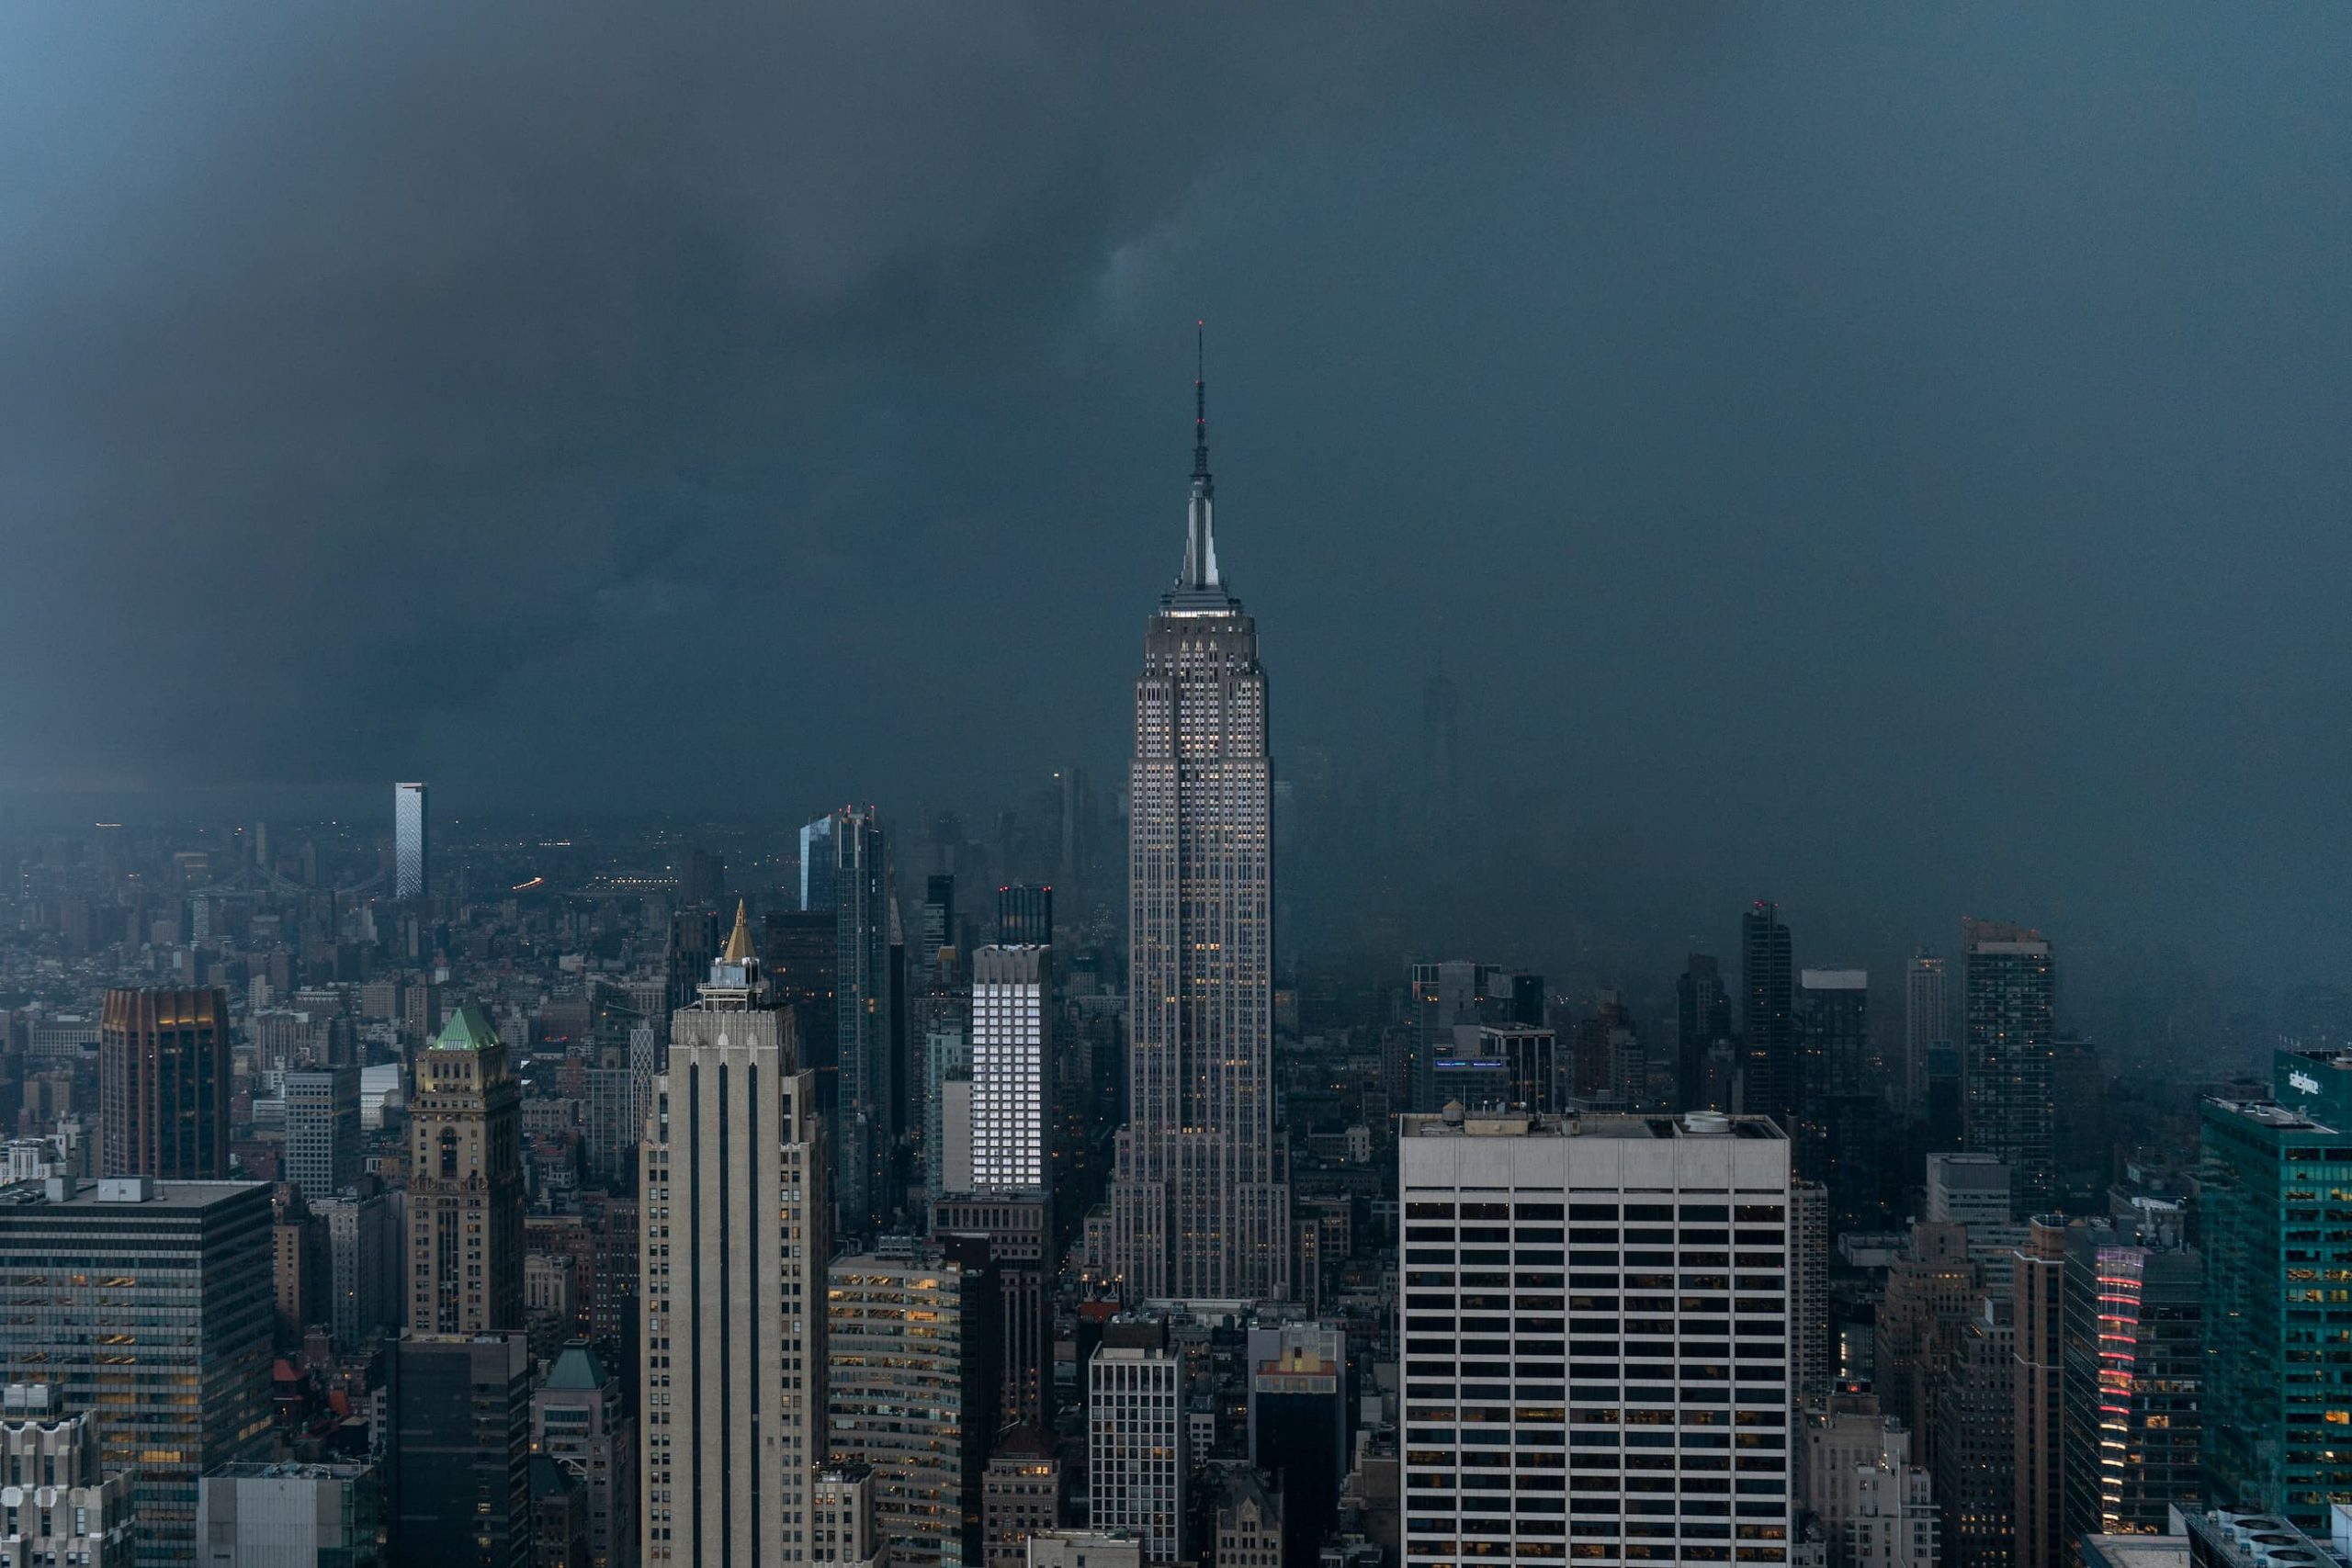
[[1109, 353, 1290, 1302]]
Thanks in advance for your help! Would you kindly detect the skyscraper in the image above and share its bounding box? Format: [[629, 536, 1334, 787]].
[[284, 1064, 360, 1203], [98, 986, 231, 1179], [1397, 1106, 1795, 1568], [831, 807, 896, 1239], [1109, 357, 1287, 1302], [996, 885, 1053, 948], [1961, 919, 2056, 1217], [2200, 1048, 2352, 1533], [1740, 901, 1796, 1123], [0, 1179, 275, 1568], [639, 903, 831, 1566], [799, 814, 839, 914], [1675, 953, 1733, 1111], [387, 1331, 532, 1566], [827, 1244, 1000, 1568], [2057, 1216, 2200, 1549], [408, 1005, 526, 1334], [394, 781, 428, 900], [1088, 1322, 1184, 1565], [534, 1342, 637, 1568], [971, 945, 1051, 1194], [1904, 952, 1950, 1114]]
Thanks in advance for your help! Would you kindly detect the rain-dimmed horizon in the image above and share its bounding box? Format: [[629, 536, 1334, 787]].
[[5, 4, 2348, 1003]]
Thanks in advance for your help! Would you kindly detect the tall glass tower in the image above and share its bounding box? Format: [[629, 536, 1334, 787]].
[[2202, 1048, 2352, 1532], [1109, 347, 1289, 1302], [394, 782, 428, 899]]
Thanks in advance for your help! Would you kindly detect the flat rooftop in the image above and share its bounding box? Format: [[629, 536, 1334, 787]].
[[1400, 1111, 1783, 1141]]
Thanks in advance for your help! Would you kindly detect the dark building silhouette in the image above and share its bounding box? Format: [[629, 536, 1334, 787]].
[[388, 1332, 533, 1567], [1676, 953, 1733, 1111], [996, 884, 1053, 947], [1740, 903, 1795, 1122], [765, 907, 840, 1116], [99, 986, 231, 1179], [1248, 1324, 1349, 1568]]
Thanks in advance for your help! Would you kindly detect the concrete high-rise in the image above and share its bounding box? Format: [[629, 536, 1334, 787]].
[[0, 1179, 275, 1568], [1961, 919, 2055, 1216], [1109, 358, 1287, 1302], [394, 781, 428, 900], [408, 1005, 526, 1334], [284, 1064, 360, 1203], [971, 945, 1052, 1194], [1088, 1322, 1183, 1565], [639, 903, 831, 1567], [99, 986, 231, 1179], [0, 1384, 135, 1568], [197, 1461, 381, 1568], [1398, 1106, 1795, 1568], [1741, 901, 1796, 1122]]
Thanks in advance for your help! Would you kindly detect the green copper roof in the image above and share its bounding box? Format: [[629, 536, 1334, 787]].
[[543, 1342, 609, 1392], [431, 1003, 500, 1052]]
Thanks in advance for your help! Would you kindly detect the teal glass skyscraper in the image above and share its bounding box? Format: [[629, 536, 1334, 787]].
[[2201, 1048, 2352, 1530]]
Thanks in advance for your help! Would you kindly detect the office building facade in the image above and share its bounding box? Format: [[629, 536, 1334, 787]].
[[827, 1247, 999, 1568], [98, 986, 232, 1179], [0, 1179, 275, 1568], [387, 1332, 531, 1566], [284, 1065, 361, 1204], [196, 1461, 382, 1568], [2201, 1048, 2352, 1533], [997, 885, 1053, 948], [971, 945, 1052, 1194], [1088, 1337, 1183, 1565], [1398, 1107, 1795, 1568], [1961, 920, 2055, 1217]]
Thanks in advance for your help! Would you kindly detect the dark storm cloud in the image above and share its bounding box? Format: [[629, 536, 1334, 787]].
[[4, 4, 2349, 992], [0, 1, 1574, 786]]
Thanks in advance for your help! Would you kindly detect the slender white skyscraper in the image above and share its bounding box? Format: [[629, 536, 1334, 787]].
[[1109, 344, 1288, 1302], [971, 944, 1051, 1192], [640, 903, 831, 1566], [393, 782, 428, 899]]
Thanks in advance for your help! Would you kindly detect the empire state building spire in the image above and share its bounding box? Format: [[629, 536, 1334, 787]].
[[1114, 333, 1288, 1303], [1171, 322, 1231, 610]]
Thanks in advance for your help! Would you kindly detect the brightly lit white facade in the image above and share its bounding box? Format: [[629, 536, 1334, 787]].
[[971, 945, 1050, 1192]]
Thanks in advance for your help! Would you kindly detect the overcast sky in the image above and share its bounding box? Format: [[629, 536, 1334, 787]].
[[3, 4, 2347, 990]]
